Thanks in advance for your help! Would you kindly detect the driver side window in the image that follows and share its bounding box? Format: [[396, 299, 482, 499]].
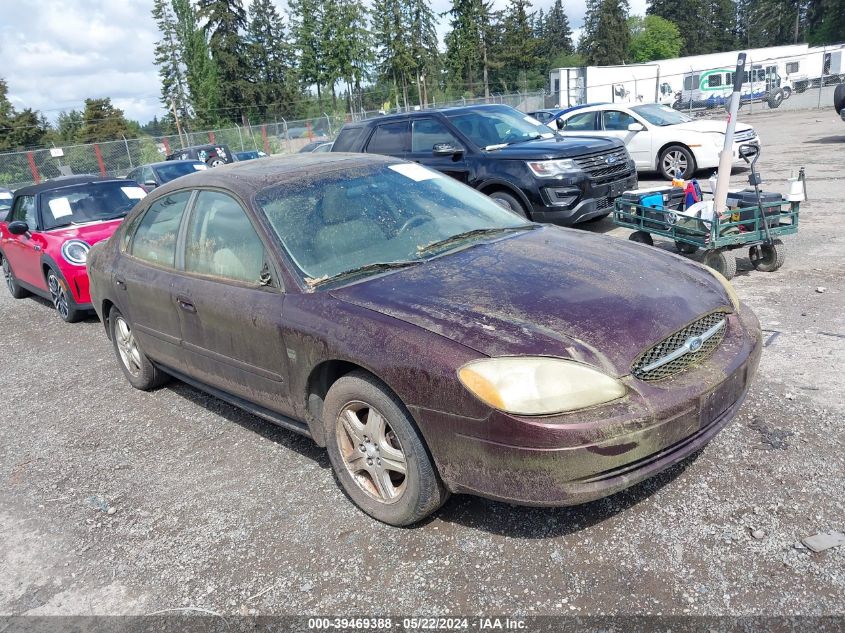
[[10, 196, 37, 229], [184, 191, 267, 284], [561, 111, 597, 131]]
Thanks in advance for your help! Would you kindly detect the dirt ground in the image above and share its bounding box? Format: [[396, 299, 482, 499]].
[[1, 108, 843, 619]]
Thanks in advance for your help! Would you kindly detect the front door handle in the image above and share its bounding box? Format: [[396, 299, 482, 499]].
[[176, 296, 196, 313]]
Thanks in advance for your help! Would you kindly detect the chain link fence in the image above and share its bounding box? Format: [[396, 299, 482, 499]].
[[0, 90, 547, 191], [549, 45, 845, 120]]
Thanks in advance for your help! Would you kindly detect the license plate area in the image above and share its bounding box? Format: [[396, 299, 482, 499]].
[[700, 366, 747, 425], [610, 180, 628, 198]]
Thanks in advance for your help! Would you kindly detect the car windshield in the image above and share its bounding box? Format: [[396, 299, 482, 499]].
[[154, 162, 206, 183], [256, 163, 533, 284], [40, 182, 147, 230], [446, 106, 556, 149], [631, 104, 692, 126]]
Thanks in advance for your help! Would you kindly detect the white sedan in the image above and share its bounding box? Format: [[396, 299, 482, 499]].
[[552, 103, 760, 180]]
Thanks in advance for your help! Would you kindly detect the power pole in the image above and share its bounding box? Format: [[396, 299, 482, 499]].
[[171, 98, 186, 148]]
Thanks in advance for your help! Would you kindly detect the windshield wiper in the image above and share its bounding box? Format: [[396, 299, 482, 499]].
[[416, 225, 537, 255], [483, 134, 544, 151], [305, 260, 419, 288]]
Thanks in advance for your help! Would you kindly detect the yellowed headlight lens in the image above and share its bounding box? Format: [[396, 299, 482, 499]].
[[458, 357, 626, 416]]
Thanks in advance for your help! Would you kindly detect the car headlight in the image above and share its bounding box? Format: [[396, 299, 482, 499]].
[[457, 357, 626, 416], [526, 159, 579, 178], [61, 240, 91, 266]]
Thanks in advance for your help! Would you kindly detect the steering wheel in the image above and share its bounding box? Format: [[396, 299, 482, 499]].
[[397, 216, 430, 235]]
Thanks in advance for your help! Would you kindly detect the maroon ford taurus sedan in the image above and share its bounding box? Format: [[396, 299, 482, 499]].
[[87, 154, 761, 526]]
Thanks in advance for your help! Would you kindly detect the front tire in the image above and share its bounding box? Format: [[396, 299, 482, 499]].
[[47, 268, 84, 323], [488, 190, 528, 218], [324, 371, 448, 526], [2, 255, 29, 299], [767, 89, 784, 109], [749, 239, 786, 272], [109, 308, 169, 390], [703, 249, 737, 280], [659, 145, 696, 180]]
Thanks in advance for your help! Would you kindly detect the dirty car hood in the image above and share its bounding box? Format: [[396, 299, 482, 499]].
[[330, 227, 732, 377]]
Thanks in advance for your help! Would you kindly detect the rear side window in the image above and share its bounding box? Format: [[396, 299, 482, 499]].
[[561, 111, 597, 131], [707, 74, 722, 87], [130, 191, 192, 267], [365, 121, 411, 155], [332, 126, 366, 152], [184, 191, 266, 284], [602, 110, 637, 131]]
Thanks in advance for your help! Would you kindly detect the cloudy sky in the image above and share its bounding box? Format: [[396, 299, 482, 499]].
[[0, 0, 647, 125]]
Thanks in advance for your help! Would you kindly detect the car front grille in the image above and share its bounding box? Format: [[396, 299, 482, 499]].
[[573, 147, 631, 184], [735, 129, 757, 143], [632, 311, 728, 381]]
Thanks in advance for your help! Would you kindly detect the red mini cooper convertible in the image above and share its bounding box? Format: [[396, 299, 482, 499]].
[[0, 176, 146, 322]]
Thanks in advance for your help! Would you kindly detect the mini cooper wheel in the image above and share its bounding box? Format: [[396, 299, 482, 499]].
[[324, 371, 448, 526], [47, 269, 83, 322], [749, 239, 786, 272], [2, 255, 29, 299], [109, 308, 169, 390]]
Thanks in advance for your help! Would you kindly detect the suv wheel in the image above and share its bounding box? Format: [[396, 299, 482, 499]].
[[488, 191, 528, 218]]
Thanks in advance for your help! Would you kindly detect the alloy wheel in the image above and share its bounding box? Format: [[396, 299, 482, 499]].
[[662, 150, 688, 177], [336, 401, 407, 503], [114, 316, 142, 377], [3, 259, 14, 294], [47, 273, 70, 320]]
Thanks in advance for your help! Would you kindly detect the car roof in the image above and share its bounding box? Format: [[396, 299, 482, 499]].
[[343, 104, 521, 128], [149, 153, 401, 199], [557, 103, 610, 117], [13, 175, 136, 196], [140, 160, 202, 169]]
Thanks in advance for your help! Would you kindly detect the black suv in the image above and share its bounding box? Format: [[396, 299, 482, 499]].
[[166, 144, 235, 167], [331, 104, 637, 224]]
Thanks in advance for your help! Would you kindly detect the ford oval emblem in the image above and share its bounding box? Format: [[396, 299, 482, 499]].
[[687, 336, 704, 353], [606, 155, 618, 165]]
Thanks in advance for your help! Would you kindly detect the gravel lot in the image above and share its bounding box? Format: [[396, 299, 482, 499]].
[[1, 108, 843, 619]]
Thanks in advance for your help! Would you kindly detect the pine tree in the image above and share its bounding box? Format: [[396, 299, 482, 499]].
[[444, 0, 484, 95], [246, 0, 297, 118], [79, 98, 132, 143], [498, 0, 541, 91], [581, 0, 630, 65], [331, 0, 373, 113], [152, 0, 191, 125], [173, 0, 220, 126], [408, 0, 440, 106], [372, 0, 415, 108], [289, 0, 327, 109], [543, 0, 574, 58], [198, 0, 247, 122]]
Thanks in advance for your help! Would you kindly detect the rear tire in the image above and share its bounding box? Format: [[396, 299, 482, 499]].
[[675, 241, 699, 255], [2, 254, 29, 299], [488, 190, 528, 219], [834, 84, 845, 115], [749, 239, 786, 272], [109, 308, 170, 390], [767, 89, 784, 109], [703, 249, 737, 280], [46, 268, 84, 323], [324, 370, 448, 526], [782, 86, 792, 99], [628, 231, 654, 246]]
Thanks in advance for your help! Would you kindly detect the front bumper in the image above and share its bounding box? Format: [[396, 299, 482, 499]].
[[531, 170, 638, 225], [63, 266, 93, 308], [412, 304, 762, 506]]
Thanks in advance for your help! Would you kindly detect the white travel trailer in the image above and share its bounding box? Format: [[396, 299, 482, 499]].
[[548, 44, 844, 110]]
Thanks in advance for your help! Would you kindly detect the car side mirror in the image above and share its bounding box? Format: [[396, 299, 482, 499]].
[[8, 220, 30, 237], [433, 143, 463, 157], [627, 122, 646, 132], [144, 180, 158, 188]]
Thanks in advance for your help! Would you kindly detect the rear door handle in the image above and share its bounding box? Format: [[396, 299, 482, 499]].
[[176, 296, 196, 313]]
